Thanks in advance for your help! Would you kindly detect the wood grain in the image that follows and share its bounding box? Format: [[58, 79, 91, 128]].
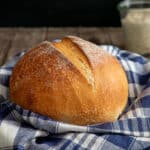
[[77, 27, 110, 45], [0, 27, 125, 66], [103, 28, 125, 49], [0, 28, 16, 65], [5, 28, 47, 62], [46, 27, 79, 41]]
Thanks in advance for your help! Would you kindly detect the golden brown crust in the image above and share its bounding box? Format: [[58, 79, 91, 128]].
[[9, 36, 128, 125], [67, 35, 110, 67]]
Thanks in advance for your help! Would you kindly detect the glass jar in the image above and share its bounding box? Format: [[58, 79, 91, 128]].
[[118, 0, 150, 55]]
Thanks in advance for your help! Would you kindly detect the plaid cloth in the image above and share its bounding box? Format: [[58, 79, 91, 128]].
[[0, 45, 150, 150]]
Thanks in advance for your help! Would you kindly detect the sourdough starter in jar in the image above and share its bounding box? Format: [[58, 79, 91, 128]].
[[122, 8, 150, 54]]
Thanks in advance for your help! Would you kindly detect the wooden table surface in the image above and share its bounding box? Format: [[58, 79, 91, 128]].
[[0, 27, 125, 66], [0, 28, 148, 149]]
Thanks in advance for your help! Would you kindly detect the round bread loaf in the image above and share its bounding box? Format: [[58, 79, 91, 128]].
[[9, 36, 128, 125]]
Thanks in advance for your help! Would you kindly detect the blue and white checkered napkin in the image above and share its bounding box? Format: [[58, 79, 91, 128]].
[[0, 45, 150, 150]]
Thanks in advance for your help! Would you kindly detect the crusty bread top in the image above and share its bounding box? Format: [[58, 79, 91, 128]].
[[67, 36, 110, 67], [53, 36, 114, 87], [53, 37, 94, 86]]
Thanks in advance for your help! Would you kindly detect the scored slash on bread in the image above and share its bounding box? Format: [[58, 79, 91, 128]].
[[53, 36, 95, 87]]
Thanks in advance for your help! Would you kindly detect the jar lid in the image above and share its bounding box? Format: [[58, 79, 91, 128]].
[[118, 0, 150, 9]]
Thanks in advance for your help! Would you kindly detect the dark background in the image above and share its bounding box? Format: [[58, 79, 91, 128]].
[[0, 0, 122, 27]]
